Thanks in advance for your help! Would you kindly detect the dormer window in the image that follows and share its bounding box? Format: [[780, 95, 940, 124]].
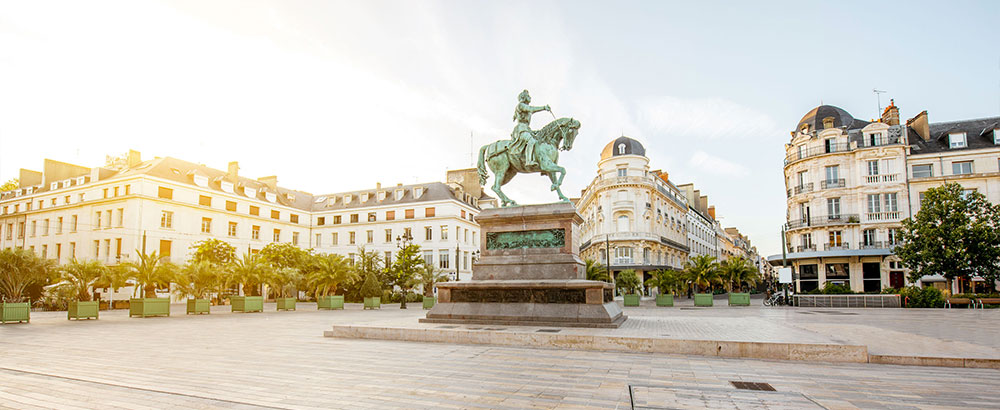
[[949, 132, 967, 148], [414, 187, 424, 197], [361, 193, 369, 202], [77, 176, 86, 185], [286, 193, 296, 202], [193, 175, 209, 187], [800, 124, 809, 134], [395, 189, 404, 200], [50, 182, 59, 190], [377, 191, 386, 201], [617, 143, 626, 155], [244, 187, 257, 199], [63, 180, 72, 188], [221, 181, 234, 193], [265, 192, 276, 202], [866, 132, 882, 147], [822, 117, 835, 129], [993, 129, 999, 145]]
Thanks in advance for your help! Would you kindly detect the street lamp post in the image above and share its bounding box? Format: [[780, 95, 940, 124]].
[[395, 232, 414, 309]]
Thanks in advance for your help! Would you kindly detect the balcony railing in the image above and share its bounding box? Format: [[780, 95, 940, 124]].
[[859, 241, 889, 249], [863, 174, 900, 184], [795, 245, 816, 253], [786, 214, 860, 230], [824, 243, 850, 251], [820, 179, 846, 189], [793, 183, 813, 195], [784, 138, 901, 166], [865, 211, 901, 222], [613, 257, 634, 265]]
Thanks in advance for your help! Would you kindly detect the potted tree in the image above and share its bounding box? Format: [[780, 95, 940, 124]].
[[173, 260, 217, 315], [411, 264, 449, 309], [616, 269, 642, 307], [685, 255, 719, 307], [644, 270, 678, 307], [269, 267, 300, 311], [720, 257, 757, 306], [97, 265, 131, 310], [121, 250, 176, 318], [58, 259, 107, 320], [391, 243, 423, 309], [0, 248, 53, 324], [585, 259, 611, 282], [227, 252, 266, 313], [308, 253, 354, 310], [361, 272, 382, 309]]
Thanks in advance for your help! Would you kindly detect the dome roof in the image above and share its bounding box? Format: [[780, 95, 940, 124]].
[[601, 136, 646, 160], [797, 105, 863, 132]]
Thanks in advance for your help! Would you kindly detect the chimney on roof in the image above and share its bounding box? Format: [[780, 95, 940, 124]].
[[227, 161, 239, 181], [127, 150, 141, 168], [376, 182, 381, 191], [881, 99, 900, 126], [699, 196, 709, 215], [707, 206, 716, 220], [258, 175, 277, 190], [906, 110, 930, 142]]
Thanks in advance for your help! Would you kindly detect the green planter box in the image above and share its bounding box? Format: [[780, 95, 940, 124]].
[[186, 299, 210, 315], [129, 298, 170, 318], [68, 300, 99, 320], [423, 296, 436, 309], [728, 293, 750, 306], [276, 297, 296, 311], [623, 294, 641, 307], [655, 294, 674, 307], [317, 295, 344, 310], [363, 296, 381, 310], [231, 296, 263, 313], [1, 302, 30, 324], [694, 293, 714, 307]]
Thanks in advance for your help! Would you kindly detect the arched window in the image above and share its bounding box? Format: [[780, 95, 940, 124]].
[[618, 143, 626, 154], [617, 215, 629, 232]]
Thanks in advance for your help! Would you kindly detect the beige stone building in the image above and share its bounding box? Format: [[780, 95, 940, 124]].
[[771, 102, 1000, 293], [0, 151, 486, 300], [576, 137, 690, 291]]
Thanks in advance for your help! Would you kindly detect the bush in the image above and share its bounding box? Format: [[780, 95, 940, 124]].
[[379, 290, 423, 303], [360, 272, 381, 299], [900, 286, 945, 308], [880, 287, 900, 294]]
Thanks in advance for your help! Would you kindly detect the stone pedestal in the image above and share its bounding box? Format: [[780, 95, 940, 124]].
[[422, 203, 625, 328]]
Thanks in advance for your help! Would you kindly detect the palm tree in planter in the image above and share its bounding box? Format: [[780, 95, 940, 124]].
[[308, 253, 355, 310], [410, 264, 449, 309], [644, 270, 680, 307], [268, 267, 301, 311], [97, 265, 131, 310], [585, 259, 611, 282], [56, 259, 107, 320], [173, 260, 218, 315], [685, 255, 720, 307], [0, 248, 54, 324], [360, 272, 382, 309], [120, 250, 177, 318], [615, 269, 642, 307], [227, 252, 267, 313], [719, 256, 756, 306]]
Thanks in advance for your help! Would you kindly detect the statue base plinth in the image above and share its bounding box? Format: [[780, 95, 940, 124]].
[[422, 203, 626, 328]]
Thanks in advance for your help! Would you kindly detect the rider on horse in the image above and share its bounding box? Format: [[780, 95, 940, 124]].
[[510, 89, 551, 167]]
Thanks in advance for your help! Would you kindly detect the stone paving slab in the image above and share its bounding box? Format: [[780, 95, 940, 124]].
[[1, 302, 999, 409]]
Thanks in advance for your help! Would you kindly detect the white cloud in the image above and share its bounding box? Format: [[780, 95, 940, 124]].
[[636, 96, 783, 140], [687, 151, 749, 178]]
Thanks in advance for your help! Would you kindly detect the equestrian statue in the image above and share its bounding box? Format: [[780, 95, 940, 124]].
[[477, 90, 581, 207]]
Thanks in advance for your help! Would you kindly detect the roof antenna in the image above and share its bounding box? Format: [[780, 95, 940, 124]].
[[873, 88, 887, 119]]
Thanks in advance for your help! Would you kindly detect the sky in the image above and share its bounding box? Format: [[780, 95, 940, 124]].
[[1, 0, 998, 257]]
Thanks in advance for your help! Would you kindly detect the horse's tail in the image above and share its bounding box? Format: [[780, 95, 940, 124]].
[[477, 144, 489, 186]]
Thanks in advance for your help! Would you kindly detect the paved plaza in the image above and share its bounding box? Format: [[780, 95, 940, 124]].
[[1, 302, 998, 409]]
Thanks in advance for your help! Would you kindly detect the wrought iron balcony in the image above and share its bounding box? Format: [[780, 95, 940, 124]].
[[795, 245, 816, 252], [785, 214, 860, 230], [820, 179, 846, 189], [824, 243, 851, 251]]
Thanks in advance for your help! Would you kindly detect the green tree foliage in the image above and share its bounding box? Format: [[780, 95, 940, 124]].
[[644, 269, 681, 296], [410, 264, 449, 297], [0, 178, 18, 192], [259, 242, 311, 272], [189, 239, 236, 268], [120, 250, 177, 298], [267, 267, 301, 299], [306, 253, 356, 298], [897, 183, 1000, 291], [718, 256, 759, 293], [172, 260, 219, 300], [355, 246, 389, 286], [227, 252, 268, 296], [391, 243, 424, 308], [360, 272, 382, 298], [683, 255, 720, 293], [0, 248, 55, 302], [585, 259, 610, 282], [899, 286, 946, 308], [615, 269, 641, 295], [55, 259, 109, 302]]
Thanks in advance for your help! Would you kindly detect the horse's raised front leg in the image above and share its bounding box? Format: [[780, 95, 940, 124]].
[[538, 158, 569, 202]]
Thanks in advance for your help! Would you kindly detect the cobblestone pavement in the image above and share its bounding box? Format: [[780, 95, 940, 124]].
[[1, 304, 998, 409]]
